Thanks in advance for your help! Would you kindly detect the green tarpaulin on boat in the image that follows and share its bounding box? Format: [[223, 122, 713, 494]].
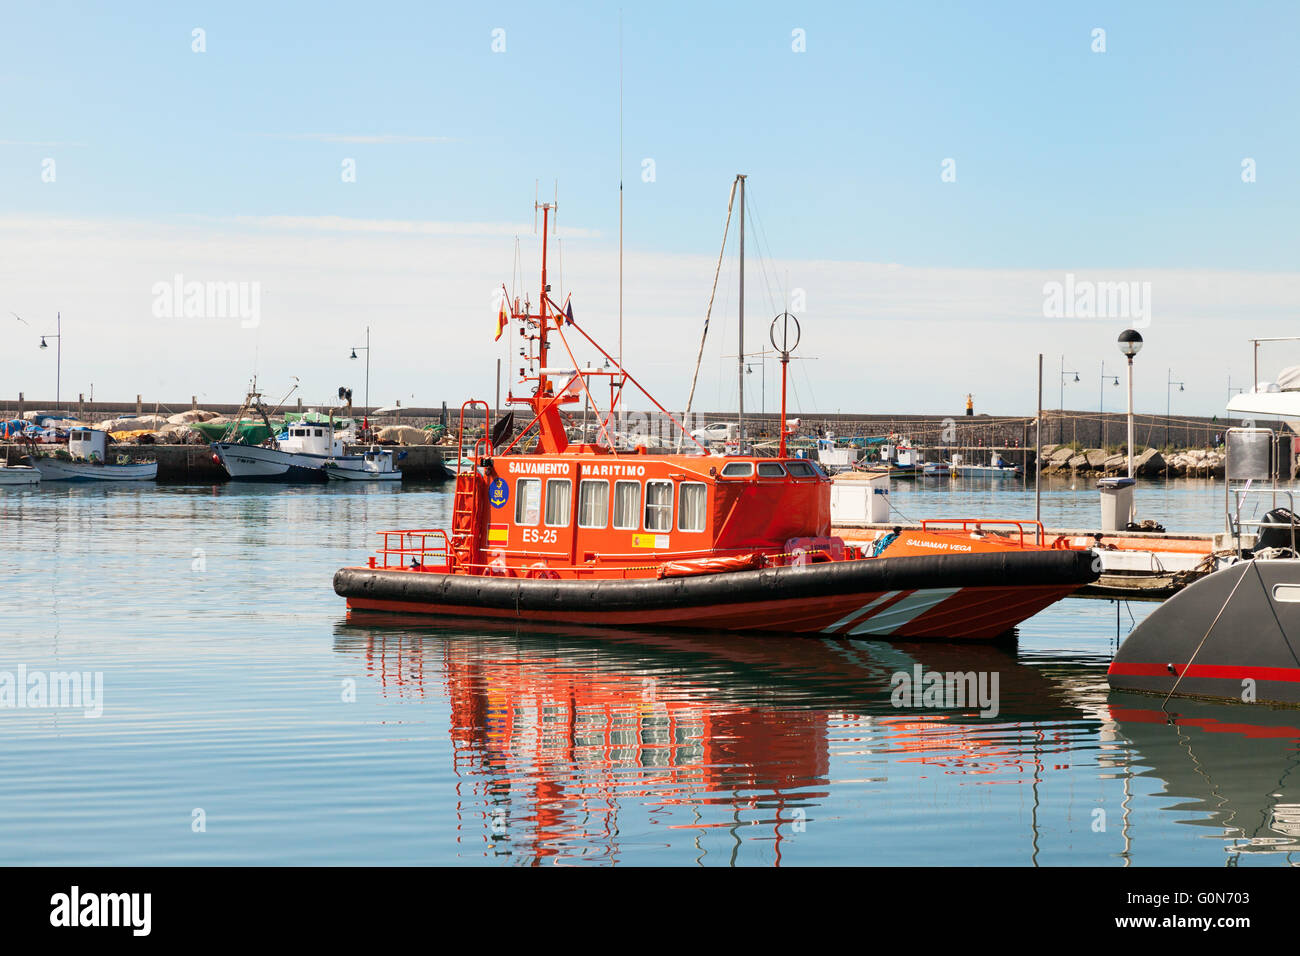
[[191, 420, 279, 445]]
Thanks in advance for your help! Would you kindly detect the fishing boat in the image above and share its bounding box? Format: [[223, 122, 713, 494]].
[[325, 448, 402, 482], [0, 461, 40, 485], [951, 451, 1022, 478], [1108, 425, 1300, 703], [27, 428, 157, 481], [921, 460, 951, 478], [334, 198, 1098, 638], [211, 382, 371, 482]]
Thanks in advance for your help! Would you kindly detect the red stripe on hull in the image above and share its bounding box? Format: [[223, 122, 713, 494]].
[[345, 583, 1075, 639], [1107, 661, 1300, 683]]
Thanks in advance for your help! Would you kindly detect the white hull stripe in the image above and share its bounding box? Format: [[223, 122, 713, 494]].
[[846, 588, 962, 636], [822, 591, 902, 634]]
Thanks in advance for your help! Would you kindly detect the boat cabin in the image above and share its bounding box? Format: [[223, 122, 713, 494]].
[[68, 428, 107, 462], [460, 451, 834, 577], [279, 422, 345, 457]]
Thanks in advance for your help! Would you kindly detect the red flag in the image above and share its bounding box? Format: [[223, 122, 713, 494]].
[[495, 295, 508, 341]]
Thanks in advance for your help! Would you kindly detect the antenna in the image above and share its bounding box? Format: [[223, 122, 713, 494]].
[[618, 7, 624, 372], [553, 180, 558, 234], [533, 179, 539, 233]]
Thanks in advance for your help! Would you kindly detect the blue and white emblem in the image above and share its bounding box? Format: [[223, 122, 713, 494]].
[[488, 477, 509, 509]]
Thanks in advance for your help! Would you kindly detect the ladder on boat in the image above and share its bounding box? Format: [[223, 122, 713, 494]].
[[450, 472, 480, 570], [450, 400, 493, 571]]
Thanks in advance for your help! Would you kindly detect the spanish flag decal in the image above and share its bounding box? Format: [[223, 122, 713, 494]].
[[487, 524, 508, 545]]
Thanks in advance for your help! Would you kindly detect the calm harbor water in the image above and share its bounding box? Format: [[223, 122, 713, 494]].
[[3, 476, 1298, 866]]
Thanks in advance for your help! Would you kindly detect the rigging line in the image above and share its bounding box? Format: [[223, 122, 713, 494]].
[[685, 177, 739, 415], [744, 186, 786, 318]]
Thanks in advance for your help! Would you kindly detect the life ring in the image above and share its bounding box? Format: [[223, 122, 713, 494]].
[[525, 562, 559, 580]]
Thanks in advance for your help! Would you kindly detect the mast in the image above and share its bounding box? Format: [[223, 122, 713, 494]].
[[737, 173, 746, 444], [618, 10, 624, 375]]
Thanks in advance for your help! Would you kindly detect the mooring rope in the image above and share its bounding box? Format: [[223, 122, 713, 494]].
[[1161, 559, 1256, 709]]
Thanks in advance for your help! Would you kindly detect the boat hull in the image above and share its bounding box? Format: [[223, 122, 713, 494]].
[[30, 457, 157, 481], [1108, 558, 1300, 704], [335, 549, 1098, 639], [325, 464, 402, 482], [0, 466, 40, 485], [954, 466, 1021, 478], [211, 442, 356, 482]]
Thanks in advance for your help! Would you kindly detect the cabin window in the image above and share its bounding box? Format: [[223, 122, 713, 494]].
[[613, 480, 641, 530], [515, 478, 541, 526], [315, 429, 323, 437], [645, 480, 673, 532], [545, 479, 572, 527], [720, 462, 753, 477], [757, 462, 786, 477], [786, 461, 817, 477], [578, 479, 609, 529], [678, 482, 707, 532]]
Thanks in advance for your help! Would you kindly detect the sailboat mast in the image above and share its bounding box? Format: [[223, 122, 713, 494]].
[[738, 173, 746, 444]]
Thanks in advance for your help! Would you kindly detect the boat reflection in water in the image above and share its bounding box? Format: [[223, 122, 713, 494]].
[[1108, 693, 1300, 862], [335, 613, 1114, 864], [334, 615, 1300, 864]]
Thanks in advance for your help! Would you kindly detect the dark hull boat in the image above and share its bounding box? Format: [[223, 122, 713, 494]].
[[1108, 422, 1300, 705], [1108, 557, 1300, 705]]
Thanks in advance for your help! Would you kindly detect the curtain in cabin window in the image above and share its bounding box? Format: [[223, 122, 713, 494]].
[[678, 483, 707, 532], [578, 480, 609, 528], [515, 478, 541, 526], [545, 479, 572, 526], [613, 481, 641, 529]]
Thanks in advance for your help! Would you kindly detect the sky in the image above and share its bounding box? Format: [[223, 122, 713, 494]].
[[1, 1, 1298, 419]]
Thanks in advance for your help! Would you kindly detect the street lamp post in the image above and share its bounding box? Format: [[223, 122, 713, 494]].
[[1100, 362, 1119, 448], [349, 326, 370, 436], [1118, 330, 1143, 478], [1165, 369, 1185, 449], [39, 311, 62, 410], [1059, 355, 1079, 444]]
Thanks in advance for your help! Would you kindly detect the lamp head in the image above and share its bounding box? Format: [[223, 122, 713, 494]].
[[39, 337, 47, 349], [1118, 329, 1143, 358], [350, 349, 358, 360]]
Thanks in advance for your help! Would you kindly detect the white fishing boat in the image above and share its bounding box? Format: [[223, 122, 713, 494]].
[[951, 451, 1022, 478], [325, 448, 402, 482], [214, 419, 360, 482], [211, 382, 374, 482], [29, 429, 157, 482], [814, 439, 859, 474], [0, 461, 40, 485]]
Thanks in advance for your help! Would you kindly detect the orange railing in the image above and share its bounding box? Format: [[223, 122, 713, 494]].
[[370, 529, 452, 571], [919, 518, 1046, 548]]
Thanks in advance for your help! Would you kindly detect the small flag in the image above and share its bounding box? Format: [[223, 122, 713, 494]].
[[495, 293, 509, 341], [564, 296, 574, 325]]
